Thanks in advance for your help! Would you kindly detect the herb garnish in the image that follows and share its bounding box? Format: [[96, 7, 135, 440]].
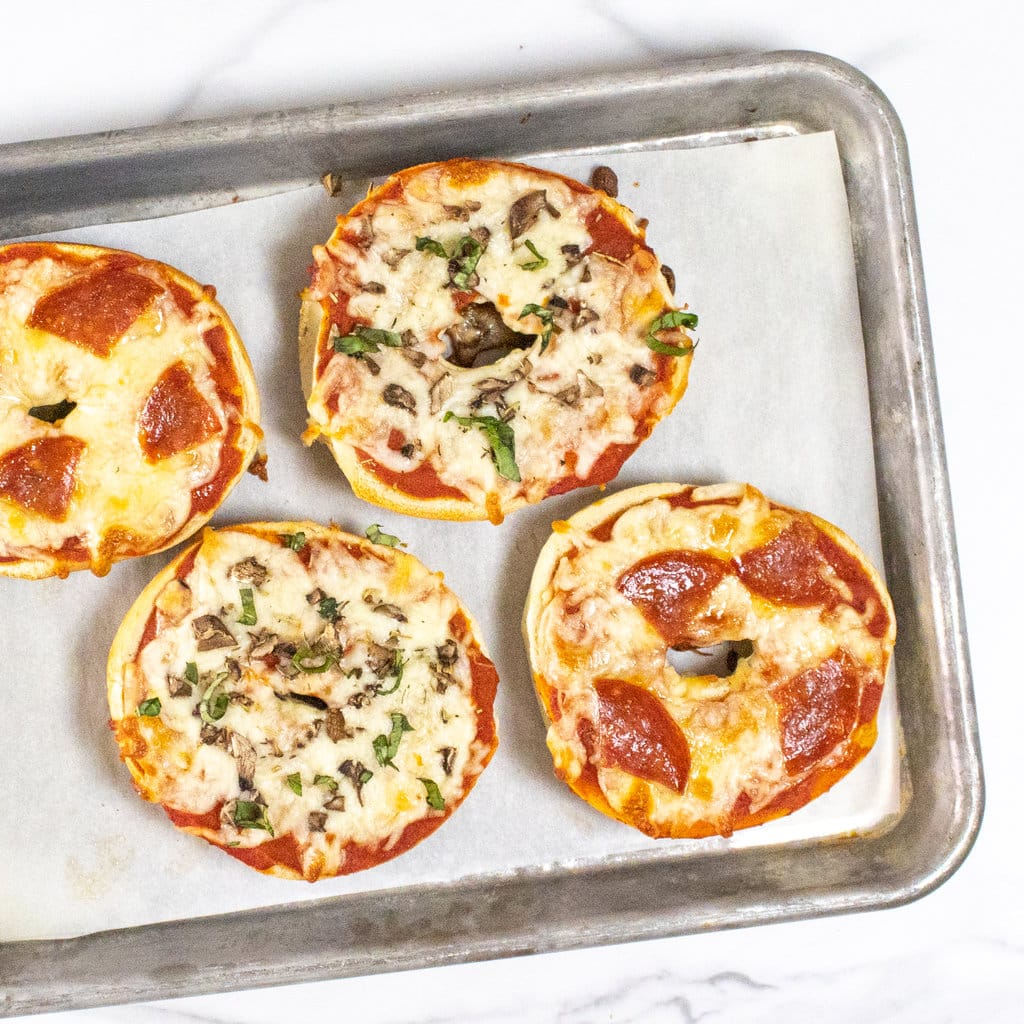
[[314, 774, 339, 791], [443, 412, 521, 482], [291, 643, 338, 674], [332, 325, 404, 355], [281, 531, 306, 551], [644, 310, 697, 356], [317, 596, 339, 620], [415, 235, 484, 289], [519, 239, 548, 271], [359, 768, 373, 785], [28, 398, 76, 423], [185, 662, 199, 686], [373, 712, 413, 769], [237, 587, 257, 626], [373, 651, 406, 695], [199, 675, 230, 725], [286, 773, 303, 796], [518, 303, 559, 352], [232, 800, 274, 835], [137, 697, 161, 717], [365, 524, 403, 548], [419, 778, 445, 810]]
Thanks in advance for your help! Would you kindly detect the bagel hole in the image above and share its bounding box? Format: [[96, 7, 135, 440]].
[[442, 300, 536, 368], [667, 639, 754, 678]]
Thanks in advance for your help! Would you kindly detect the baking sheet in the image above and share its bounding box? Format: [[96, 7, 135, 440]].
[[0, 130, 901, 942]]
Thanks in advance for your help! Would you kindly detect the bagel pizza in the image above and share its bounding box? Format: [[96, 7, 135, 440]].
[[301, 159, 693, 524], [107, 521, 499, 880], [0, 242, 262, 578], [523, 483, 896, 839]]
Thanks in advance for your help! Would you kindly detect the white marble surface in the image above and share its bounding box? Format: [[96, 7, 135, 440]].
[[2, 1, 1021, 1020]]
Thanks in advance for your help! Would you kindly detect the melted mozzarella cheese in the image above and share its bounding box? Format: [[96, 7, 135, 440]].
[[0, 250, 258, 570], [119, 525, 494, 878], [306, 161, 691, 515]]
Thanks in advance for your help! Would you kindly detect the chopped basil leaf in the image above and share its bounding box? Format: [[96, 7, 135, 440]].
[[519, 239, 548, 271], [184, 662, 199, 686], [645, 310, 697, 357], [199, 676, 229, 724], [281, 531, 306, 551], [137, 697, 161, 717], [415, 236, 448, 258], [365, 524, 403, 548], [449, 236, 484, 290], [333, 325, 403, 355], [443, 412, 521, 482], [237, 587, 257, 626], [232, 800, 274, 835], [291, 643, 338, 674], [373, 711, 413, 769], [317, 596, 339, 620], [358, 769, 374, 785], [519, 303, 554, 325], [373, 651, 405, 695], [286, 773, 303, 796], [419, 778, 445, 810], [27, 398, 76, 423], [314, 774, 339, 791]]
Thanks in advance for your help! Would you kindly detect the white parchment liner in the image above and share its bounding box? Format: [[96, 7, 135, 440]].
[[0, 132, 901, 940]]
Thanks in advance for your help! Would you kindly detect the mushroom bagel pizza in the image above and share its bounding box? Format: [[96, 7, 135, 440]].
[[524, 483, 895, 839], [107, 522, 499, 880], [302, 159, 694, 524], [0, 242, 262, 578]]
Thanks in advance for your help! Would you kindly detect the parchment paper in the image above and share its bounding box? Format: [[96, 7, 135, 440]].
[[0, 131, 901, 941]]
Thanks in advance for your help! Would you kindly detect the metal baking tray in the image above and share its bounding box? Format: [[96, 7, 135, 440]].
[[0, 50, 982, 1016]]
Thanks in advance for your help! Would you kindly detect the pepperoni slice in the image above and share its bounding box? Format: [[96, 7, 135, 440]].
[[0, 436, 85, 521], [617, 550, 730, 644], [736, 521, 890, 638], [26, 265, 163, 357], [592, 678, 690, 793], [138, 362, 220, 461], [773, 649, 862, 774]]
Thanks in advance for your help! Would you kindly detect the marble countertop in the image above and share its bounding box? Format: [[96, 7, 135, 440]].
[[3, 2, 1018, 1021]]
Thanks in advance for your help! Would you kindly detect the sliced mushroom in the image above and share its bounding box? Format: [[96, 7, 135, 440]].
[[439, 747, 457, 776], [572, 307, 600, 331], [561, 243, 582, 267], [629, 364, 658, 387], [324, 795, 347, 812], [325, 707, 349, 742], [554, 384, 581, 407], [381, 248, 410, 270], [443, 301, 534, 369], [469, 225, 491, 248], [231, 733, 258, 789], [402, 349, 428, 369], [167, 674, 193, 699], [429, 372, 455, 414], [308, 811, 328, 832], [230, 557, 268, 587], [248, 630, 278, 659], [436, 639, 459, 667], [339, 759, 371, 804], [366, 641, 397, 677], [508, 189, 560, 238], [383, 383, 416, 413], [306, 588, 326, 605], [276, 691, 329, 710], [661, 264, 676, 294], [347, 691, 372, 709], [373, 602, 408, 623], [192, 615, 237, 652], [362, 281, 386, 294], [200, 723, 223, 746], [578, 371, 604, 399], [590, 164, 619, 197]]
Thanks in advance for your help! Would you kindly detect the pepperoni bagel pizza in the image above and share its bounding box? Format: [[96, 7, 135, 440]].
[[107, 521, 499, 880], [0, 243, 262, 578], [524, 483, 896, 839], [302, 159, 694, 524]]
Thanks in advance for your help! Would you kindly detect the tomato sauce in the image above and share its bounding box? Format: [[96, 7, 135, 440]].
[[222, 834, 305, 876], [138, 362, 220, 461], [772, 648, 862, 774], [26, 264, 162, 356], [584, 207, 642, 262], [165, 803, 223, 832], [0, 435, 86, 521], [593, 678, 690, 793], [337, 814, 445, 875], [547, 441, 638, 497], [189, 442, 243, 517], [449, 610, 499, 749], [356, 448, 466, 501]]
